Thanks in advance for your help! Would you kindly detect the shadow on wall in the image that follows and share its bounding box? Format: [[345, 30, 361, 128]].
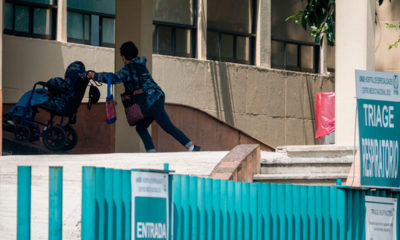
[[151, 103, 274, 152], [209, 61, 235, 126], [306, 75, 317, 144]]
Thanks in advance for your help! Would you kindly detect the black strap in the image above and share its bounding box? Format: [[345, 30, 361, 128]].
[[127, 63, 143, 90]]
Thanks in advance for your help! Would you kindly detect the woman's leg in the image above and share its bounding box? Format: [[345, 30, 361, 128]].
[[135, 117, 155, 152], [150, 97, 193, 148]]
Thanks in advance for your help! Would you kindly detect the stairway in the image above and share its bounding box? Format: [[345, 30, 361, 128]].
[[253, 145, 355, 185]]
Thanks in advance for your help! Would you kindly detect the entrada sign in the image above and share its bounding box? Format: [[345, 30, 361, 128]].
[[131, 171, 169, 239], [356, 70, 400, 188]]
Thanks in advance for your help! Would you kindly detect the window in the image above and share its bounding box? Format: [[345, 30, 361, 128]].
[[271, 38, 320, 73], [67, 0, 115, 47], [4, 0, 57, 40], [207, 0, 256, 65], [153, 0, 196, 58]]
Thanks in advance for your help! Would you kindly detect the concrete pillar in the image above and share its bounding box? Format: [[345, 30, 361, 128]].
[[197, 0, 207, 60], [56, 0, 67, 42], [335, 0, 375, 145], [115, 0, 153, 152], [319, 34, 328, 75], [255, 0, 271, 68]]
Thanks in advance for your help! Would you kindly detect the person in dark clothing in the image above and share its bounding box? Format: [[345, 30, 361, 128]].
[[88, 41, 200, 152]]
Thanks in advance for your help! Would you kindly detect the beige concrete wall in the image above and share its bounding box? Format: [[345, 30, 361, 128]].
[[2, 35, 114, 103], [152, 54, 334, 147], [375, 0, 400, 73]]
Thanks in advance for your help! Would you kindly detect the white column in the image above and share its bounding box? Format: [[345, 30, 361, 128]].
[[335, 0, 375, 145], [56, 0, 67, 42], [255, 0, 271, 68], [196, 0, 207, 60], [115, 0, 153, 152]]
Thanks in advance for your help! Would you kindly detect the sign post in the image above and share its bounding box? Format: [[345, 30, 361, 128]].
[[356, 70, 400, 188], [131, 171, 169, 240]]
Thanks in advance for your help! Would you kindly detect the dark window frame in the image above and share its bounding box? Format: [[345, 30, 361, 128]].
[[207, 28, 256, 65], [67, 7, 115, 48], [206, 0, 257, 65], [271, 37, 320, 73], [153, 0, 197, 58], [4, 0, 57, 40], [153, 21, 197, 58]]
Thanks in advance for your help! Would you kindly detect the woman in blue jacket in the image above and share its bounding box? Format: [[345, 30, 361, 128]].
[[88, 41, 200, 152]]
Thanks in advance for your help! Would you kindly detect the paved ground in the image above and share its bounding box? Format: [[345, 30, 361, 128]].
[[0, 151, 228, 239]]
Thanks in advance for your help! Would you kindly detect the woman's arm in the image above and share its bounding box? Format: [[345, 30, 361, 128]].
[[89, 66, 128, 84]]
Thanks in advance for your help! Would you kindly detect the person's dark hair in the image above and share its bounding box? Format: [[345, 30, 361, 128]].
[[120, 41, 138, 60]]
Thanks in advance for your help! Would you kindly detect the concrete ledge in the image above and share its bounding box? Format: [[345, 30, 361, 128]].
[[276, 145, 355, 153], [209, 144, 260, 182], [253, 173, 348, 180]]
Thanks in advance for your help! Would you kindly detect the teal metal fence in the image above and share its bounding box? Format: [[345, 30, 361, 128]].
[[16, 166, 63, 240], [14, 166, 400, 239], [172, 175, 400, 240]]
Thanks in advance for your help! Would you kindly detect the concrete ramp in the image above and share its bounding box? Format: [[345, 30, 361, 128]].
[[152, 103, 274, 152]]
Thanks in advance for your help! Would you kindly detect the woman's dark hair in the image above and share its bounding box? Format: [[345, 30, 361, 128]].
[[120, 41, 138, 60]]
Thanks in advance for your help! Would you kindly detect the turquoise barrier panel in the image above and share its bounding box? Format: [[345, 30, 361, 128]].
[[49, 167, 63, 240], [82, 167, 96, 240], [95, 167, 105, 240], [122, 170, 131, 240], [17, 166, 31, 240], [113, 169, 122, 240], [104, 168, 114, 240], [170, 175, 359, 240]]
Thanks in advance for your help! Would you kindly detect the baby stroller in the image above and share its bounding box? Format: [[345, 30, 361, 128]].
[[5, 61, 90, 151]]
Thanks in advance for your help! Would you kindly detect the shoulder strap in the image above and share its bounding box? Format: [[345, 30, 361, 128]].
[[127, 62, 143, 89]]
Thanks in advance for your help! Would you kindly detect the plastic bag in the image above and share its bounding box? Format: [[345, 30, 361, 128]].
[[106, 74, 116, 124], [315, 92, 335, 138]]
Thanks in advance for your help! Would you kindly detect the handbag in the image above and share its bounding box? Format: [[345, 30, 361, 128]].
[[106, 74, 117, 124], [120, 63, 148, 126]]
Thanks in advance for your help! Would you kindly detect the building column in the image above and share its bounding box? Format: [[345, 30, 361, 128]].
[[255, 0, 271, 68], [335, 0, 375, 145], [196, 0, 207, 60], [56, 0, 67, 42], [115, 0, 153, 152], [319, 34, 328, 75]]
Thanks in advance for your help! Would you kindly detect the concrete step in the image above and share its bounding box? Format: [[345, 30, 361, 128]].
[[253, 173, 347, 186], [261, 162, 352, 175], [276, 145, 355, 158], [257, 145, 355, 185]]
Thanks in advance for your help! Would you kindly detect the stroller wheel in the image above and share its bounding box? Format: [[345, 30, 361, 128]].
[[14, 124, 31, 142], [62, 125, 78, 151], [43, 126, 67, 151]]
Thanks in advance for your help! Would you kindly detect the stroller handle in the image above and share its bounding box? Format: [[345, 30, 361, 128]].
[[35, 81, 48, 88]]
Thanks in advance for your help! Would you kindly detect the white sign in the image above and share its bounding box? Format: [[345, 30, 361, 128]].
[[131, 171, 169, 240], [356, 70, 400, 102], [365, 196, 397, 240]]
